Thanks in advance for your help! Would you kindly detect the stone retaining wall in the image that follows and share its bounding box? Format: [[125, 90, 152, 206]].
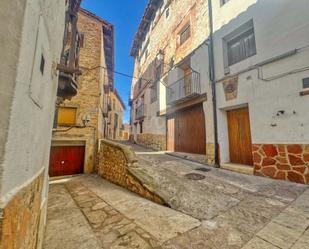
[[97, 139, 166, 205], [253, 144, 309, 184], [0, 171, 45, 249], [136, 134, 166, 151]]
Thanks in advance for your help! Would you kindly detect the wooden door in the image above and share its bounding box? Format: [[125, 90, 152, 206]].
[[49, 146, 85, 177], [176, 105, 206, 154], [167, 115, 175, 151], [167, 104, 206, 154], [227, 107, 253, 165]]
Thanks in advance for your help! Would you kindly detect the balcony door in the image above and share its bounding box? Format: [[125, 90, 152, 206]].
[[183, 67, 192, 95]]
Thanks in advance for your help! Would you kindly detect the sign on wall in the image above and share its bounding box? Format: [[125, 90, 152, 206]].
[[223, 76, 238, 101]]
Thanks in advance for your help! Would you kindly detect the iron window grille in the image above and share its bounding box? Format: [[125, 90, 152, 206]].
[[179, 24, 191, 45]]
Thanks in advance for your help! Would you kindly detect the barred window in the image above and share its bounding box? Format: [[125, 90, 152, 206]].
[[179, 24, 191, 45]]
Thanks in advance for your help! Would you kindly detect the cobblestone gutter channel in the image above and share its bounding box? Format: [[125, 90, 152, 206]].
[[97, 139, 167, 206]]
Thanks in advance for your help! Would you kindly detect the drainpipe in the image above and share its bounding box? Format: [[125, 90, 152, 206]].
[[208, 0, 220, 167]]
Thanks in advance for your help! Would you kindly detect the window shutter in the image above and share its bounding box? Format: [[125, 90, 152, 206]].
[[228, 40, 242, 65], [243, 31, 256, 58]]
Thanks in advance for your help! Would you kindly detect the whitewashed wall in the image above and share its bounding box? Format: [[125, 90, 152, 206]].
[[0, 0, 65, 205], [212, 0, 309, 163]]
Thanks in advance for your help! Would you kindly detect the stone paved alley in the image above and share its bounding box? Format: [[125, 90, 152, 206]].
[[44, 143, 309, 249]]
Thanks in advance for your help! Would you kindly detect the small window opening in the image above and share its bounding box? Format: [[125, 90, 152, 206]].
[[303, 77, 309, 89], [40, 54, 45, 75], [166, 8, 170, 19]]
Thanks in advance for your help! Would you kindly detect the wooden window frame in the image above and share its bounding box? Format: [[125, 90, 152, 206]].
[[40, 54, 45, 75], [79, 33, 85, 48], [165, 7, 170, 19], [223, 20, 256, 68], [227, 28, 256, 66]]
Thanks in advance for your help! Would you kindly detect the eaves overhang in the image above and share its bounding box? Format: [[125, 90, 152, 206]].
[[130, 0, 162, 57]]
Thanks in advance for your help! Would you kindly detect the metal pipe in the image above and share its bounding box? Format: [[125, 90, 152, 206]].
[[208, 0, 220, 167]]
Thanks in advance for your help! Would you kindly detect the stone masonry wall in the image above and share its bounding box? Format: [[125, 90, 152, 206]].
[[0, 171, 44, 249], [253, 144, 309, 184], [136, 134, 166, 151], [97, 140, 165, 205], [53, 10, 107, 173], [206, 143, 215, 165]]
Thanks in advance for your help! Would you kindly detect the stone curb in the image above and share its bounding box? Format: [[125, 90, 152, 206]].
[[98, 139, 167, 205]]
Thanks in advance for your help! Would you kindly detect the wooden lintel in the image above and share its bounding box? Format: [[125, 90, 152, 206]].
[[164, 93, 208, 116], [57, 64, 81, 75]]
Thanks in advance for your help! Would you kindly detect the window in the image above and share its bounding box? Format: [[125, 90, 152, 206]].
[[221, 0, 230, 6], [138, 78, 142, 90], [303, 77, 309, 89], [113, 99, 116, 110], [166, 8, 170, 19], [57, 107, 77, 126], [179, 24, 191, 45], [114, 113, 118, 128], [80, 33, 85, 48], [224, 20, 256, 67], [150, 82, 158, 103], [40, 54, 45, 74], [139, 121, 143, 134], [155, 63, 163, 81], [140, 39, 149, 63], [183, 67, 192, 95]]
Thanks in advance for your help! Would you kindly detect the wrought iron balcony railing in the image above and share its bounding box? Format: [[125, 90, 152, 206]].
[[136, 104, 145, 120], [167, 71, 201, 105]]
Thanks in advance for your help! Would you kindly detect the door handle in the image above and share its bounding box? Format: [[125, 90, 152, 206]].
[[61, 161, 65, 165]]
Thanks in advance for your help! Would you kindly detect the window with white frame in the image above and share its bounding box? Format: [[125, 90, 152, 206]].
[[223, 20, 256, 67]]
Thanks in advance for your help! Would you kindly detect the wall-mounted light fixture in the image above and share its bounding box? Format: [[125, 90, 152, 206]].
[[82, 114, 91, 126], [156, 49, 164, 61]]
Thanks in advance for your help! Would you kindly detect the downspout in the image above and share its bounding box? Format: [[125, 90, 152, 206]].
[[208, 0, 220, 167]]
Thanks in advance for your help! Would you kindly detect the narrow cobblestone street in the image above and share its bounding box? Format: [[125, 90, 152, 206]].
[[44, 143, 309, 249]]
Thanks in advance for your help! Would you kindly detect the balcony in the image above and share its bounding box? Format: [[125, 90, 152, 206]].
[[167, 71, 201, 105], [135, 104, 145, 120], [57, 72, 78, 99], [56, 0, 82, 101]]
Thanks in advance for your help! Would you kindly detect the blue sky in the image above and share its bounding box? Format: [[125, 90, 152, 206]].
[[81, 0, 148, 123]]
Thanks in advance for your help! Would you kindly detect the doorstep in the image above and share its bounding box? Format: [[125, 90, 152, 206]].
[[49, 174, 83, 182], [220, 163, 254, 175]]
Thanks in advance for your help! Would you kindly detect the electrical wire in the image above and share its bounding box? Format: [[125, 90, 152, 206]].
[[81, 65, 152, 84]]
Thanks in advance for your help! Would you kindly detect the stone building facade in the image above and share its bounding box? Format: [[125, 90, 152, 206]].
[[107, 89, 126, 140], [131, 0, 309, 185], [130, 0, 215, 160], [52, 8, 114, 175], [0, 0, 74, 248]]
